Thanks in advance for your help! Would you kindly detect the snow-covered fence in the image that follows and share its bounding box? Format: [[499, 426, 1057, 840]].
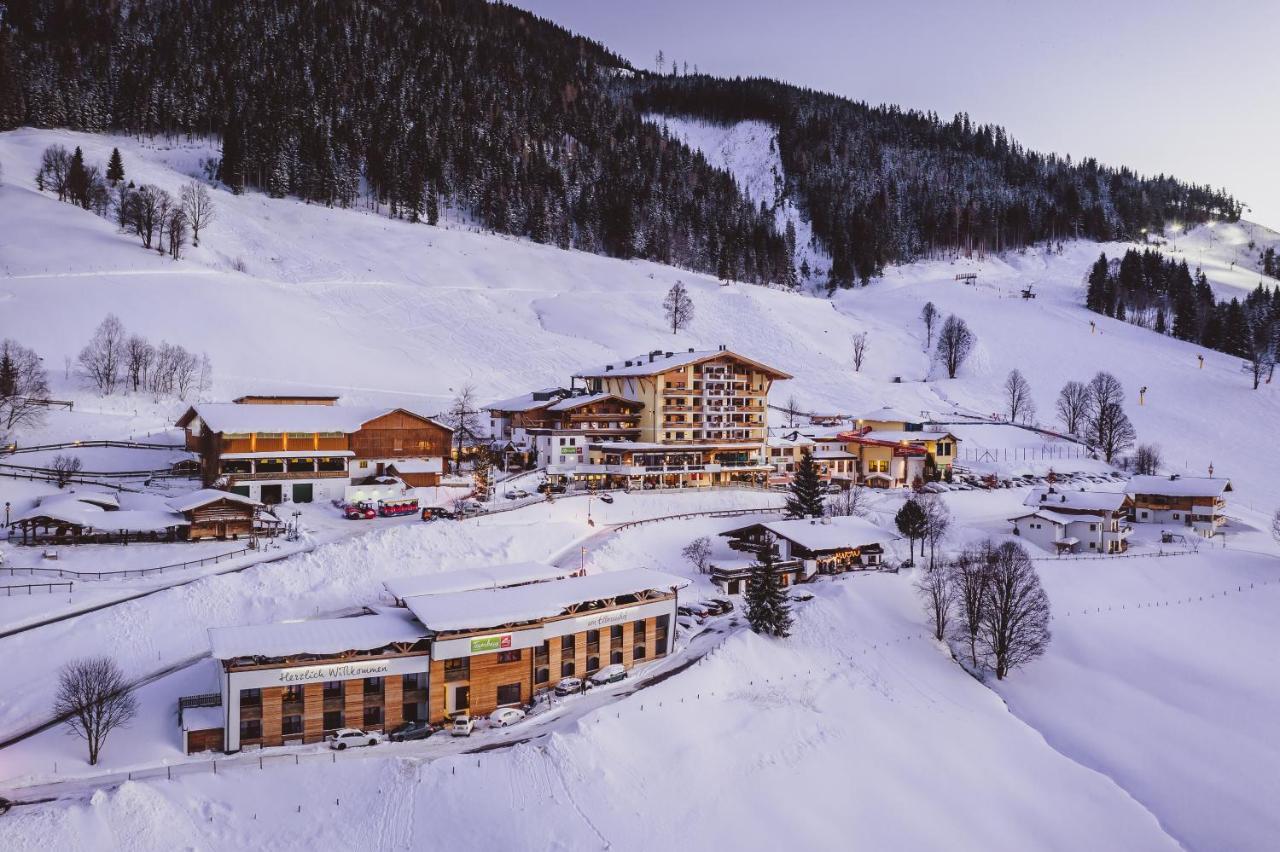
[[2, 547, 254, 581], [612, 505, 786, 532], [2, 439, 182, 455], [0, 581, 72, 595]]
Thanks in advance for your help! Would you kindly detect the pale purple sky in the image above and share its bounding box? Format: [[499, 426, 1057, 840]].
[[515, 0, 1280, 230]]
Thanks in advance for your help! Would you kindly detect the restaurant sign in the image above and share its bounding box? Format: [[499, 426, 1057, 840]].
[[470, 633, 513, 653]]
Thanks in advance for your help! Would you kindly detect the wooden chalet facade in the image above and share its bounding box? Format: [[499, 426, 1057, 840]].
[[715, 516, 896, 593], [177, 399, 451, 503], [1125, 475, 1231, 537]]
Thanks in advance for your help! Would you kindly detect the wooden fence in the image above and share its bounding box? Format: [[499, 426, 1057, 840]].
[[1, 581, 72, 595], [2, 547, 254, 581]]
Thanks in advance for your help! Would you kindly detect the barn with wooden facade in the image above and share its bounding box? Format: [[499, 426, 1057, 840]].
[[167, 489, 261, 541], [176, 398, 452, 504]]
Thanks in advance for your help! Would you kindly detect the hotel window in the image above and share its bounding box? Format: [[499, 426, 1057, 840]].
[[586, 656, 600, 674], [363, 706, 383, 727], [633, 622, 646, 644], [610, 624, 623, 642], [239, 688, 261, 708], [402, 673, 422, 692], [610, 649, 623, 665], [497, 649, 522, 664], [323, 681, 343, 699], [403, 703, 420, 723], [535, 667, 550, 685], [363, 676, 384, 696], [561, 660, 575, 677], [239, 719, 262, 741], [634, 644, 646, 660], [283, 686, 303, 703], [323, 710, 344, 730], [444, 658, 470, 681], [282, 715, 303, 736], [496, 683, 521, 706], [586, 630, 600, 652], [535, 641, 550, 663], [561, 635, 575, 653]]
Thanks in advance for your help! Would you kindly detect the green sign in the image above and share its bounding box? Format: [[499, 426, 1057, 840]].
[[470, 633, 512, 653]]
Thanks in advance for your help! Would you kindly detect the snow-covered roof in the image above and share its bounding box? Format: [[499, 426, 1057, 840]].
[[857, 406, 925, 425], [208, 611, 424, 660], [180, 403, 447, 434], [384, 561, 571, 600], [1024, 488, 1127, 513], [485, 388, 564, 412], [575, 348, 791, 379], [1009, 509, 1077, 527], [11, 492, 190, 532], [180, 706, 224, 732], [813, 449, 857, 460], [863, 430, 954, 443], [546, 393, 641, 412], [722, 515, 898, 552], [386, 458, 443, 474], [402, 568, 689, 633], [1126, 475, 1231, 498], [166, 489, 261, 513]]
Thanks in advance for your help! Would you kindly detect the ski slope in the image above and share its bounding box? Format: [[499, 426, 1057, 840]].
[[2, 127, 1279, 851]]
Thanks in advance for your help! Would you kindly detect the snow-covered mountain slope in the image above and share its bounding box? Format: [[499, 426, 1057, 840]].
[[2, 128, 1277, 508], [646, 114, 831, 285]]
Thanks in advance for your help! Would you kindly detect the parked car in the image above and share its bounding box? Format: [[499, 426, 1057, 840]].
[[708, 597, 734, 613], [378, 497, 419, 517], [821, 482, 843, 494], [676, 605, 705, 624], [488, 707, 527, 727], [554, 676, 584, 696], [449, 714, 475, 737], [588, 664, 628, 687], [790, 592, 815, 602], [699, 599, 729, 616], [537, 481, 567, 494], [344, 503, 376, 520], [329, 728, 382, 750], [421, 505, 456, 522], [505, 488, 530, 500], [676, 615, 697, 631], [387, 720, 435, 742], [597, 493, 614, 504]]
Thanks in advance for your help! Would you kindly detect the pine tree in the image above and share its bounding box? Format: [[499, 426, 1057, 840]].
[[67, 146, 89, 208], [1085, 253, 1109, 312], [744, 535, 792, 637], [106, 147, 124, 184], [785, 447, 825, 518]]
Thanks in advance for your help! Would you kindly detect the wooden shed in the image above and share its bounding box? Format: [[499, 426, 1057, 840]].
[[167, 489, 261, 541]]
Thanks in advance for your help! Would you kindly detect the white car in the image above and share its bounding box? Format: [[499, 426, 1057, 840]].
[[328, 728, 382, 750], [450, 714, 475, 737], [489, 707, 526, 727], [554, 676, 584, 696], [588, 663, 627, 687]]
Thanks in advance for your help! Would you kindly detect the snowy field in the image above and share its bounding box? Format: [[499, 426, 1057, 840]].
[[2, 126, 1280, 850]]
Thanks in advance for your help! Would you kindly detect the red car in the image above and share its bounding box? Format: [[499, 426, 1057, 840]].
[[344, 503, 376, 520]]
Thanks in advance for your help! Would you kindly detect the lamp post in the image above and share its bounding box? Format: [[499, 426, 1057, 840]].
[[290, 509, 301, 542]]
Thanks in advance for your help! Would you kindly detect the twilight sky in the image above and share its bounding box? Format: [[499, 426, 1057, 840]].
[[514, 0, 1280, 230]]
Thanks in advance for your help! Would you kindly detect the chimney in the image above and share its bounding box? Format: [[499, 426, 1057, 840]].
[[688, 347, 695, 353], [605, 365, 613, 372], [665, 351, 673, 358], [624, 360, 633, 367]]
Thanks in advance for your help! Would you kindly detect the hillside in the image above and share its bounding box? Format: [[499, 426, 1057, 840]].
[[0, 0, 1240, 287], [2, 128, 1280, 850]]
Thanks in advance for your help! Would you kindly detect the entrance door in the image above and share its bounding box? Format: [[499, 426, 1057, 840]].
[[260, 484, 283, 504], [448, 685, 470, 716], [292, 483, 313, 503]]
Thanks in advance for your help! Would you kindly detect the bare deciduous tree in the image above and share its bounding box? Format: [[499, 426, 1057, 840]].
[[935, 314, 975, 379], [443, 385, 481, 473], [180, 180, 216, 246], [916, 563, 955, 642], [53, 656, 138, 766], [0, 338, 50, 437], [167, 208, 187, 259], [51, 454, 83, 487], [979, 540, 1051, 680], [1133, 443, 1163, 476], [682, 536, 713, 573], [35, 144, 71, 200], [949, 543, 993, 668], [78, 314, 127, 394], [1272, 507, 1280, 547], [1003, 369, 1035, 424], [824, 483, 869, 518], [920, 301, 939, 349], [850, 331, 868, 372], [1055, 380, 1090, 436], [918, 492, 951, 571], [125, 335, 155, 393], [662, 280, 694, 334], [1086, 371, 1136, 463], [782, 394, 802, 428]]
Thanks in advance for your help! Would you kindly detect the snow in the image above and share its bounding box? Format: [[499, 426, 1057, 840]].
[[574, 347, 792, 379], [1126, 474, 1231, 498], [207, 611, 424, 660], [1025, 487, 1128, 512], [12, 491, 191, 532], [1, 126, 1278, 849], [383, 561, 569, 600], [401, 568, 690, 632], [856, 405, 926, 423], [182, 402, 438, 434], [723, 515, 898, 553], [1007, 508, 1077, 527], [165, 489, 261, 513]]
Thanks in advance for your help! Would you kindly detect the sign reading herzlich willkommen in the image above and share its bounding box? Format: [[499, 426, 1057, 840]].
[[276, 660, 392, 684]]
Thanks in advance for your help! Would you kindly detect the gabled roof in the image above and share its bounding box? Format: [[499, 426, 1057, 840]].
[[1024, 487, 1128, 513], [208, 611, 424, 660], [720, 515, 898, 553], [166, 488, 261, 513], [546, 393, 644, 412], [574, 348, 791, 380], [12, 492, 189, 532], [1126, 475, 1232, 498], [856, 406, 925, 425], [485, 388, 566, 413], [402, 568, 689, 633], [384, 561, 571, 600], [177, 403, 450, 435], [1008, 509, 1077, 527]]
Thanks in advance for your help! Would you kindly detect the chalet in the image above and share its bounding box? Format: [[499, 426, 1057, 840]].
[[767, 426, 859, 487], [1011, 487, 1132, 553], [186, 566, 686, 752], [715, 515, 899, 594], [1126, 475, 1231, 537], [177, 399, 452, 504], [839, 406, 959, 487], [8, 488, 265, 544], [486, 389, 644, 477]]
